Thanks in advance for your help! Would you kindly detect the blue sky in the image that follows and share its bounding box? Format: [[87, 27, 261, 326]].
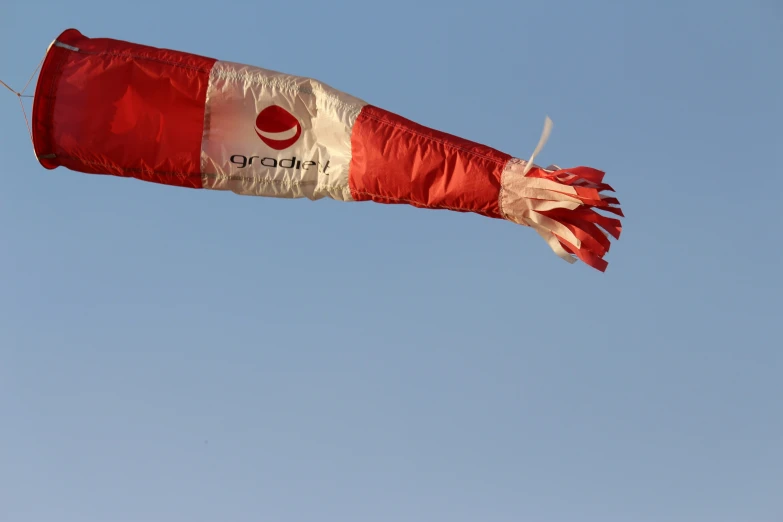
[[1, 1, 781, 521]]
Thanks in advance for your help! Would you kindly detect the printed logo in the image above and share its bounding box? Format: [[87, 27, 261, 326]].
[[254, 105, 302, 150]]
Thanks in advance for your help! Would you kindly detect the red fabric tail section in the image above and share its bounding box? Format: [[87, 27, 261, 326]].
[[32, 29, 216, 189], [348, 105, 511, 219]]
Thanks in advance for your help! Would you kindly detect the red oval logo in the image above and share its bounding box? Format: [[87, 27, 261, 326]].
[[254, 105, 302, 150]]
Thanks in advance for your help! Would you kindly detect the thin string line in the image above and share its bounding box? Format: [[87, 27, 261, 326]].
[[20, 56, 44, 95], [0, 78, 17, 94], [18, 96, 33, 143], [2, 55, 45, 147]]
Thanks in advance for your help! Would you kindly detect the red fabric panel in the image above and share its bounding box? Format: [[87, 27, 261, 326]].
[[348, 105, 511, 219], [32, 29, 216, 188]]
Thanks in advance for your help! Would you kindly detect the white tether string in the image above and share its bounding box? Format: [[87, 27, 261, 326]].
[[522, 115, 554, 176]]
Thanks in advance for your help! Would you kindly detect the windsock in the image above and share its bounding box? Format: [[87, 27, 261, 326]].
[[32, 29, 623, 270]]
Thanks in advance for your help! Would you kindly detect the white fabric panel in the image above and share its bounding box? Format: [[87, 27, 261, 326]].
[[200, 60, 367, 201]]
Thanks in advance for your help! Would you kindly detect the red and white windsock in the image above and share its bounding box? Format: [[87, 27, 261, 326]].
[[31, 29, 623, 271]]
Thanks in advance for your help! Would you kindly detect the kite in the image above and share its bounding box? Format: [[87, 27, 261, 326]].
[[27, 28, 623, 270]]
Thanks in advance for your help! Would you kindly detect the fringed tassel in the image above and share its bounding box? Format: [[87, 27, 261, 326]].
[[499, 160, 623, 272]]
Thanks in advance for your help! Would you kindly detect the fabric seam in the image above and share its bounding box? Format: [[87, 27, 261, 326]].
[[60, 48, 214, 73], [351, 190, 501, 216], [39, 47, 71, 159], [52, 155, 203, 180], [360, 111, 509, 166]]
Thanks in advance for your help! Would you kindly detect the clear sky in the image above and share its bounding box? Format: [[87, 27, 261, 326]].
[[1, 1, 781, 521]]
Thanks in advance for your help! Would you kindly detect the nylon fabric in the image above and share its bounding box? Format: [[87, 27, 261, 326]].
[[348, 105, 511, 218], [27, 28, 623, 271], [200, 61, 367, 201], [499, 159, 622, 271], [31, 28, 216, 188]]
